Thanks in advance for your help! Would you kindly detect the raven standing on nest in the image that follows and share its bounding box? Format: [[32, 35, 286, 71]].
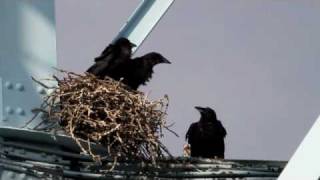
[[87, 38, 170, 90], [120, 52, 171, 90], [186, 106, 227, 159], [86, 37, 136, 79]]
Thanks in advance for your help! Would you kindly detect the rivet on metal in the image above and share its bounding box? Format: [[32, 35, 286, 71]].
[[15, 83, 25, 91], [4, 81, 13, 89], [16, 107, 25, 116], [5, 106, 14, 114]]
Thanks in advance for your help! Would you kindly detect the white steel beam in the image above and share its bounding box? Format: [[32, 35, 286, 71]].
[[0, 0, 56, 128], [279, 115, 320, 179], [114, 0, 175, 53]]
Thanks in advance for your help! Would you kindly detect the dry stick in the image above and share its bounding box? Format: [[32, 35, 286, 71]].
[[69, 113, 89, 155], [87, 138, 101, 165], [31, 76, 52, 89], [164, 127, 179, 137], [22, 101, 49, 128]]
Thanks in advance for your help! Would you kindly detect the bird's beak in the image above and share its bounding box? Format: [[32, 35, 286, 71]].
[[195, 106, 205, 112], [130, 42, 137, 47], [162, 58, 171, 64]]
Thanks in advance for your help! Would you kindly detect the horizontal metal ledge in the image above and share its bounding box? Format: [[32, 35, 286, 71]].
[[0, 158, 284, 179], [0, 126, 286, 179]]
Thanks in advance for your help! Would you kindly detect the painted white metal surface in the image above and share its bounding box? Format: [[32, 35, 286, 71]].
[[0, 0, 56, 128], [0, 78, 2, 123], [279, 115, 320, 180], [115, 0, 175, 53]]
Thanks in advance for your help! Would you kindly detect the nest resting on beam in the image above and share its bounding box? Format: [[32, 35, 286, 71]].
[[30, 70, 175, 169]]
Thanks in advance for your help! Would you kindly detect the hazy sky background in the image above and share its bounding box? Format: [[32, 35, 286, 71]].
[[55, 0, 320, 161]]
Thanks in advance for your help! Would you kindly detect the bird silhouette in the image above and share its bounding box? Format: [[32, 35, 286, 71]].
[[87, 38, 170, 90], [186, 106, 227, 159]]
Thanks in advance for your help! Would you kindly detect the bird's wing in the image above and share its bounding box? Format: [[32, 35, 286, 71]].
[[94, 44, 115, 62], [87, 45, 118, 74], [86, 60, 111, 75], [186, 123, 197, 141], [132, 57, 153, 83], [204, 121, 227, 138]]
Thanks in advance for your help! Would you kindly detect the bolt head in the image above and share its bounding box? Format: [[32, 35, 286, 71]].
[[15, 83, 25, 91], [5, 106, 14, 114], [16, 107, 25, 116], [4, 81, 13, 89]]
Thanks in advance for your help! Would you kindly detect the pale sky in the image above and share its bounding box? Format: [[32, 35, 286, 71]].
[[55, 0, 320, 161]]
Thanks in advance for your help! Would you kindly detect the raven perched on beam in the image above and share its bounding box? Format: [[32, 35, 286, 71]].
[[87, 37, 136, 79], [186, 106, 227, 159]]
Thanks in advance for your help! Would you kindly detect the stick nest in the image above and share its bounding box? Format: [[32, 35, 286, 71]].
[[31, 70, 173, 167]]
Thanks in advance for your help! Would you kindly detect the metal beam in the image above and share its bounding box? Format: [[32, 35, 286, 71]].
[[279, 115, 320, 179], [0, 0, 56, 128], [114, 0, 175, 53]]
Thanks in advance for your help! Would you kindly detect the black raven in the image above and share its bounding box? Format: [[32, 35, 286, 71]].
[[186, 106, 227, 159], [119, 52, 171, 90], [86, 37, 136, 78]]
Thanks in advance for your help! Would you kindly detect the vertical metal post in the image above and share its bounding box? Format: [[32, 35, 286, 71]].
[[0, 78, 2, 122], [0, 0, 56, 128]]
